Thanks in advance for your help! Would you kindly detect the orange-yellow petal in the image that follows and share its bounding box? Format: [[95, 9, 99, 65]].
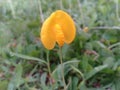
[[53, 10, 76, 44], [54, 24, 65, 47], [40, 15, 56, 50], [40, 10, 76, 49]]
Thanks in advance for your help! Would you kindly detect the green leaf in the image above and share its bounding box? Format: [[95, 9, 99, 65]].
[[9, 51, 47, 64], [114, 79, 120, 90], [0, 80, 8, 90], [95, 41, 107, 48], [103, 57, 115, 68], [41, 73, 47, 86], [8, 64, 24, 90], [68, 77, 79, 90], [52, 60, 80, 76], [70, 65, 84, 78], [85, 65, 108, 80], [40, 73, 51, 90]]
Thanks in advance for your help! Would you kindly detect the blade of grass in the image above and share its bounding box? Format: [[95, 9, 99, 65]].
[[85, 64, 108, 80], [52, 60, 80, 75], [70, 65, 84, 79], [9, 51, 47, 64]]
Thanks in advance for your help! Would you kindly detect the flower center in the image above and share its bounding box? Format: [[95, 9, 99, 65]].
[[54, 24, 65, 47]]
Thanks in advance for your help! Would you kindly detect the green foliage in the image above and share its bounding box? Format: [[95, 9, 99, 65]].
[[0, 0, 120, 90]]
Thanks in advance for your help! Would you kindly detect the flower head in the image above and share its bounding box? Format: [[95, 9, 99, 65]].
[[40, 10, 76, 50]]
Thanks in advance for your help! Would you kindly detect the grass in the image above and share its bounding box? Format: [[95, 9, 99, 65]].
[[0, 0, 120, 90]]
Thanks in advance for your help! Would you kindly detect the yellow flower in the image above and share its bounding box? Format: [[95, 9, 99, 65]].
[[40, 10, 76, 50]]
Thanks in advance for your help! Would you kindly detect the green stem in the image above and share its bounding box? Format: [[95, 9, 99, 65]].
[[108, 42, 120, 49], [46, 50, 53, 89], [60, 0, 63, 9], [59, 47, 66, 90], [47, 51, 51, 76]]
